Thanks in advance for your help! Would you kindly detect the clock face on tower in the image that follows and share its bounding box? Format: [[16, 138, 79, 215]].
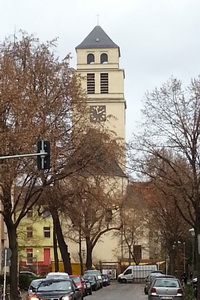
[[90, 105, 106, 122]]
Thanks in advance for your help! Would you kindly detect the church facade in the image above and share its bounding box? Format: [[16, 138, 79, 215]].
[[17, 26, 157, 276]]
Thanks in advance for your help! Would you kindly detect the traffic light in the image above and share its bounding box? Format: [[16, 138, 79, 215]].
[[37, 140, 50, 170]]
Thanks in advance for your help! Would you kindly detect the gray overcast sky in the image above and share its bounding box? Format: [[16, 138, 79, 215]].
[[1, 0, 200, 141]]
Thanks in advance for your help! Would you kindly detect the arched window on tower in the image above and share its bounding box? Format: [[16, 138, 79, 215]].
[[101, 53, 108, 64], [87, 53, 94, 64]]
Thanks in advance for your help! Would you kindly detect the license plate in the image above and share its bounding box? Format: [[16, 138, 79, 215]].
[[160, 297, 173, 300]]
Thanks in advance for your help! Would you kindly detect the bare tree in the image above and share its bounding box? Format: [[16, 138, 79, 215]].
[[63, 175, 123, 270], [129, 77, 200, 297], [55, 129, 127, 270], [119, 182, 148, 265], [143, 179, 189, 274], [0, 31, 88, 299], [35, 127, 126, 273]]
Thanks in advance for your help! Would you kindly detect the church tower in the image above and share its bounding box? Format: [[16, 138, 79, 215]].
[[75, 25, 126, 143]]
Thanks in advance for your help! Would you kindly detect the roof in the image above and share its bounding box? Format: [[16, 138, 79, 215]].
[[66, 152, 127, 178], [76, 25, 120, 56]]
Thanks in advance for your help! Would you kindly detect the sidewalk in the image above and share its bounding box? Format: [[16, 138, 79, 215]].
[[21, 290, 27, 300]]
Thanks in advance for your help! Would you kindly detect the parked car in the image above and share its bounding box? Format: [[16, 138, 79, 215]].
[[148, 276, 183, 300], [102, 274, 111, 286], [144, 272, 166, 294], [83, 274, 98, 291], [69, 275, 86, 296], [150, 270, 164, 274], [84, 270, 102, 288], [26, 278, 45, 299], [46, 272, 69, 279], [26, 278, 82, 300], [84, 279, 93, 295]]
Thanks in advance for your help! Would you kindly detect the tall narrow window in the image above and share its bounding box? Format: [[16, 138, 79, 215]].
[[100, 73, 108, 94], [133, 245, 142, 263], [43, 226, 50, 238], [26, 248, 33, 264], [27, 226, 33, 238], [87, 73, 95, 94], [87, 53, 94, 64], [101, 53, 108, 64], [105, 209, 112, 222]]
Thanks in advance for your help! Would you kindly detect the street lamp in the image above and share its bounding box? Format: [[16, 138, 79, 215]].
[[177, 241, 186, 273], [183, 242, 186, 273], [189, 228, 195, 276], [35, 250, 39, 275]]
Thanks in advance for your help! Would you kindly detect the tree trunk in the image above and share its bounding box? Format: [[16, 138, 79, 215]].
[[53, 223, 59, 272], [169, 249, 176, 276], [7, 223, 19, 300], [78, 228, 84, 275], [196, 214, 200, 300], [51, 209, 72, 274], [86, 237, 93, 270]]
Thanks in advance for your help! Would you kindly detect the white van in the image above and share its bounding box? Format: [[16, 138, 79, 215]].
[[118, 265, 157, 283]]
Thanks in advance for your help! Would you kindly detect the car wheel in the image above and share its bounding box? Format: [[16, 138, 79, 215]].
[[121, 279, 127, 283], [144, 288, 148, 295], [89, 289, 92, 295]]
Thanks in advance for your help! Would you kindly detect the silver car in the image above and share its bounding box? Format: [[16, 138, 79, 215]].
[[148, 276, 183, 300], [144, 272, 164, 294]]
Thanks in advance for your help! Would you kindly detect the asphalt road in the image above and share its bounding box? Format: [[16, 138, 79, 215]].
[[22, 281, 148, 300], [85, 281, 147, 300]]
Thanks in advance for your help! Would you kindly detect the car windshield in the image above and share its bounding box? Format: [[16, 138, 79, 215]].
[[30, 279, 44, 289], [84, 275, 95, 281], [154, 279, 179, 287], [37, 280, 72, 292]]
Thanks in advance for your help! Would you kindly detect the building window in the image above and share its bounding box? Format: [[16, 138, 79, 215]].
[[27, 209, 33, 218], [27, 226, 33, 238], [87, 73, 95, 94], [26, 248, 33, 264], [100, 73, 108, 94], [133, 245, 142, 262], [87, 53, 94, 64], [43, 226, 50, 238], [105, 209, 112, 222], [100, 53, 108, 64]]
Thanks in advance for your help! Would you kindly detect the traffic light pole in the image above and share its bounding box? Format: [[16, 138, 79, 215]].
[[3, 248, 7, 300], [0, 140, 50, 170], [0, 152, 47, 159]]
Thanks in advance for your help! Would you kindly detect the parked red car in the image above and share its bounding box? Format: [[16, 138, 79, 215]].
[[69, 275, 86, 296]]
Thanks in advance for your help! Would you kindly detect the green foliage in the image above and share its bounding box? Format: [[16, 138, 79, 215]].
[[19, 274, 31, 290], [183, 284, 195, 300], [19, 274, 40, 290], [0, 273, 44, 290]]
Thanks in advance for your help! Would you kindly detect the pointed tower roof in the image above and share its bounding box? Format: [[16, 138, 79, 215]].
[[76, 25, 120, 56]]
